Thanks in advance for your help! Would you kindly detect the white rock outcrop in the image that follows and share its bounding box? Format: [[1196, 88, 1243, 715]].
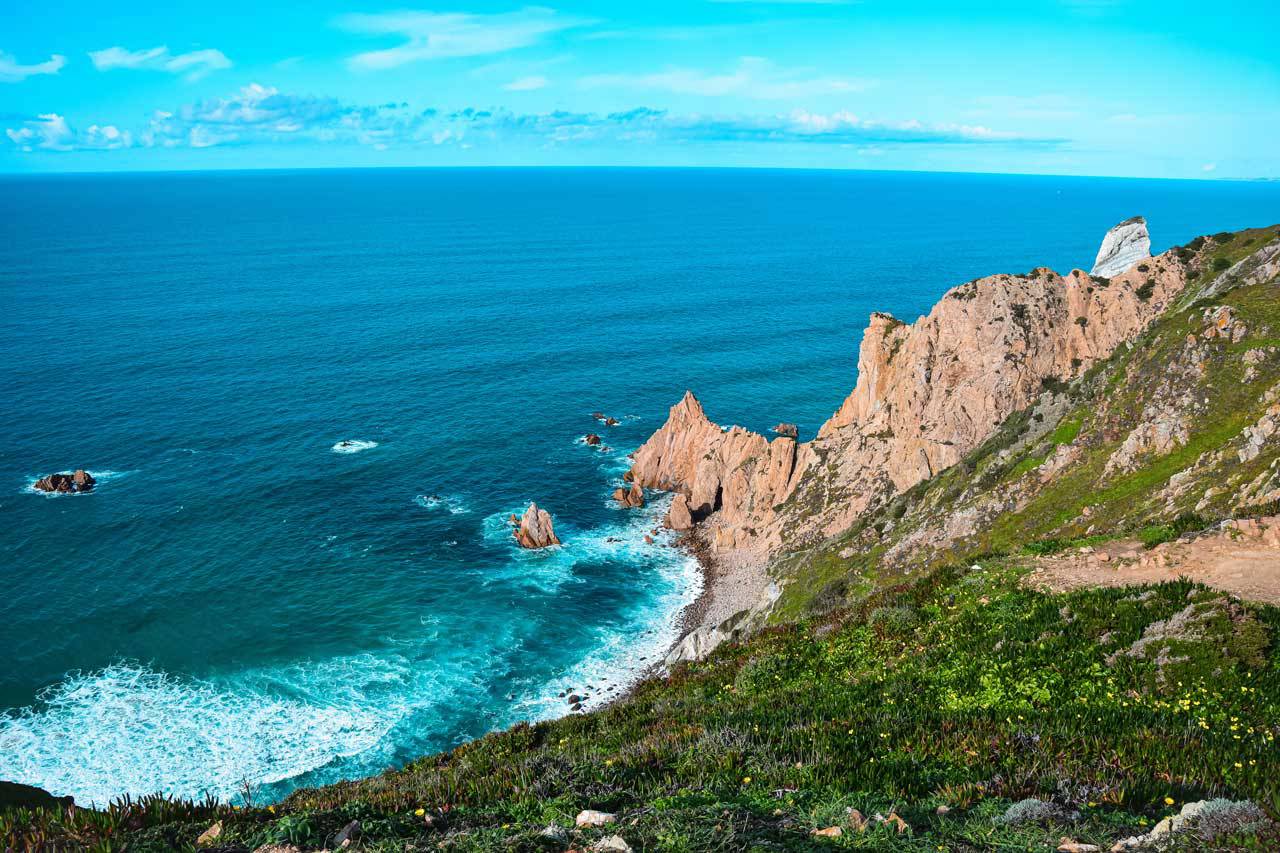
[[1092, 216, 1151, 277]]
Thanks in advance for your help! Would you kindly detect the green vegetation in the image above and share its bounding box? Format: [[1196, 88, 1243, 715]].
[[6, 561, 1279, 851]]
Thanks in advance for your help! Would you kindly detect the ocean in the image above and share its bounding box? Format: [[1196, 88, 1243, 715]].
[[2, 167, 1277, 806]]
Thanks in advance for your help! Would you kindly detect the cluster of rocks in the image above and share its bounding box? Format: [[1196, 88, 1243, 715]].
[[33, 469, 95, 494], [591, 411, 620, 427], [612, 483, 644, 508]]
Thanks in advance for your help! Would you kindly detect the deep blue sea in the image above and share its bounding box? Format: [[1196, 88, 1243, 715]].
[[2, 168, 1277, 806]]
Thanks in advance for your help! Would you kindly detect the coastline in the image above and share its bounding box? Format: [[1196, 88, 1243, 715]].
[[603, 522, 773, 709]]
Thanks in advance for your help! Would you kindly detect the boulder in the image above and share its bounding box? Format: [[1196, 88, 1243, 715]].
[[1091, 216, 1151, 278], [196, 821, 222, 846], [592, 836, 632, 852], [33, 469, 95, 494], [584, 433, 602, 446], [667, 494, 693, 530], [575, 809, 617, 827], [612, 484, 645, 508], [605, 417, 619, 427], [514, 502, 561, 548], [773, 423, 799, 438]]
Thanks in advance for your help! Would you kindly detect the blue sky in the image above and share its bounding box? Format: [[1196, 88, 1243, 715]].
[[2, 0, 1277, 177]]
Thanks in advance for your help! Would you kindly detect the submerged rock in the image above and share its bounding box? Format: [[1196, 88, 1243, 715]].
[[1092, 216, 1151, 277], [33, 469, 95, 494], [514, 502, 561, 548]]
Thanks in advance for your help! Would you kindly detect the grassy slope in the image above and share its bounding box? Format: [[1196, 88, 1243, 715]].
[[6, 226, 1280, 851]]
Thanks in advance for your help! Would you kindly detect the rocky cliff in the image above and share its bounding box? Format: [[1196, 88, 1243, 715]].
[[630, 221, 1189, 560]]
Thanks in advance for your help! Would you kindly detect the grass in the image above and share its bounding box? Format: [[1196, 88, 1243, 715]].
[[6, 560, 1279, 851]]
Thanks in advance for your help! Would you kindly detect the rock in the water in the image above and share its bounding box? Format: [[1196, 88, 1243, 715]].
[[33, 469, 95, 494], [575, 809, 617, 827], [667, 493, 693, 530], [605, 416, 619, 426], [0, 780, 74, 811], [773, 423, 798, 438], [514, 502, 560, 548], [612, 483, 645, 508], [1092, 216, 1151, 278], [585, 433, 602, 446]]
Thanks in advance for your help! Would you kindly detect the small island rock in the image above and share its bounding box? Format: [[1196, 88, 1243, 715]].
[[772, 423, 799, 438], [584, 433, 602, 446], [33, 469, 96, 494], [514, 502, 561, 548]]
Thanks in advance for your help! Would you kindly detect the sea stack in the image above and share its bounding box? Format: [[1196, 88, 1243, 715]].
[[1091, 216, 1151, 278], [33, 469, 96, 494], [514, 502, 561, 548]]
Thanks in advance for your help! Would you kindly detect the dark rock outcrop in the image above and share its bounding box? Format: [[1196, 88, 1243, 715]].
[[33, 469, 95, 494]]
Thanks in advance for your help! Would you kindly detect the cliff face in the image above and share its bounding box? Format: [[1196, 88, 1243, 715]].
[[629, 222, 1190, 558]]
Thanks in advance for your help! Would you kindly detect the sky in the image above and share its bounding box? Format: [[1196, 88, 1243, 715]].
[[2, 0, 1278, 177]]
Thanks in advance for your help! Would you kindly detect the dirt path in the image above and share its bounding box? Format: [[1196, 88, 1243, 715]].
[[1025, 516, 1280, 605]]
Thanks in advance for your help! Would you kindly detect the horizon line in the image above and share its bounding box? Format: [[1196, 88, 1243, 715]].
[[1, 162, 1277, 184]]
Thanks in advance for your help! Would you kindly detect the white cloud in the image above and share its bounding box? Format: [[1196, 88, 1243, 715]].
[[5, 113, 131, 151], [1202, 162, 1217, 172], [504, 75, 548, 91], [6, 84, 1059, 155], [337, 8, 590, 71], [579, 57, 873, 100], [89, 46, 232, 81], [0, 51, 67, 82]]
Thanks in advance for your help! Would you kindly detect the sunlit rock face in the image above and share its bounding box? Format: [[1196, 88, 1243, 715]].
[[1092, 216, 1152, 278]]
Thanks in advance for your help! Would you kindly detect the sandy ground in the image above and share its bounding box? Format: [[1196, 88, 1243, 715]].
[[1025, 516, 1280, 605], [674, 530, 773, 636]]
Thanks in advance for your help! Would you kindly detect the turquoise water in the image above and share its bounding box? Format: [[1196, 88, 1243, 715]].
[[2, 168, 1277, 805]]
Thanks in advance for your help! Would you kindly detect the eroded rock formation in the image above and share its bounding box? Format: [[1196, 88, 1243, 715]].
[[628, 221, 1190, 557], [1091, 216, 1151, 278], [514, 502, 561, 548], [612, 483, 645, 508]]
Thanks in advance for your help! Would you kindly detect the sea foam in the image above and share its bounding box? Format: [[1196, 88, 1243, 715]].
[[331, 440, 378, 454]]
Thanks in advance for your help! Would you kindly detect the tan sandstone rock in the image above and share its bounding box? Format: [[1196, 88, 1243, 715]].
[[628, 224, 1189, 557], [514, 502, 560, 548]]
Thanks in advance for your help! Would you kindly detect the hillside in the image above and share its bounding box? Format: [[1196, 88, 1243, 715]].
[[4, 222, 1280, 851]]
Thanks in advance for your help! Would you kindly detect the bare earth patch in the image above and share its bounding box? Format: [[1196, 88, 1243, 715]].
[[1025, 516, 1280, 605]]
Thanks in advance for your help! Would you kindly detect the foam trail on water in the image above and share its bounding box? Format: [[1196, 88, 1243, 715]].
[[331, 440, 378, 454], [415, 494, 471, 514], [0, 660, 407, 806], [511, 494, 702, 719]]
